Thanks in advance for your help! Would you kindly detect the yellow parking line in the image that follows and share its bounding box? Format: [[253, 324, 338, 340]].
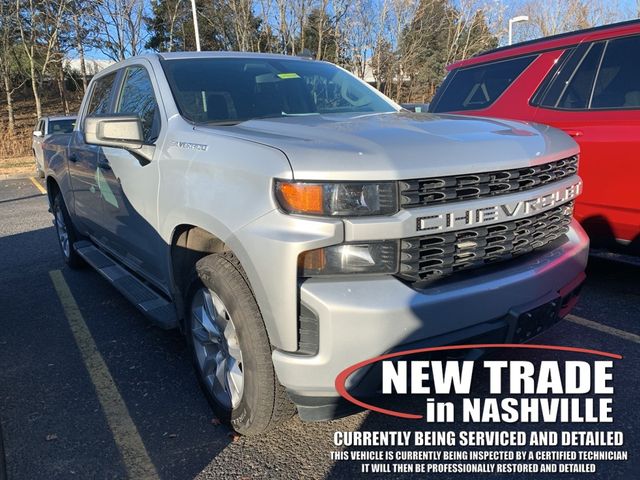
[[565, 314, 640, 344], [29, 176, 47, 195], [49, 270, 159, 480]]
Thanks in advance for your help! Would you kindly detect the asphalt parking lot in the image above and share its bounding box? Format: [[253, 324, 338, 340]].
[[0, 177, 638, 480]]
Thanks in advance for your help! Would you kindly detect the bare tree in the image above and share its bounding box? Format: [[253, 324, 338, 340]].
[[330, 0, 351, 62], [372, 0, 391, 90], [314, 0, 330, 59], [0, 0, 26, 132], [389, 0, 419, 99], [229, 0, 258, 51], [256, 0, 275, 52], [342, 0, 377, 78], [518, 0, 622, 41], [273, 0, 307, 54], [295, 0, 315, 53], [16, 0, 70, 118], [93, 0, 148, 61], [70, 0, 98, 92], [442, 0, 503, 66], [164, 0, 184, 51], [54, 36, 70, 113], [273, 0, 291, 53]]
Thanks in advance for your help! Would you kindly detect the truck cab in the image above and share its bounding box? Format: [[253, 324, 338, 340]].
[[33, 115, 76, 177]]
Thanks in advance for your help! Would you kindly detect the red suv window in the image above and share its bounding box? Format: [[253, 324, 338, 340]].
[[430, 55, 537, 113], [535, 34, 640, 111], [591, 35, 640, 109], [538, 43, 605, 110]]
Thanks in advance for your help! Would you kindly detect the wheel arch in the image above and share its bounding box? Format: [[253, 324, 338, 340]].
[[46, 176, 60, 207], [169, 224, 230, 331]]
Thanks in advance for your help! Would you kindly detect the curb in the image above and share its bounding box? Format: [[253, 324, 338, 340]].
[[0, 171, 37, 181]]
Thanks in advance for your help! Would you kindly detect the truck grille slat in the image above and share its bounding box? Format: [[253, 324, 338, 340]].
[[400, 156, 578, 208], [398, 202, 574, 286]]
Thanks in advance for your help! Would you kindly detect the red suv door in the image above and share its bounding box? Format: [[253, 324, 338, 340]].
[[531, 35, 640, 249]]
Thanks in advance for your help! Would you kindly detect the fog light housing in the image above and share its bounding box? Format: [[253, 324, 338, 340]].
[[298, 241, 399, 276]]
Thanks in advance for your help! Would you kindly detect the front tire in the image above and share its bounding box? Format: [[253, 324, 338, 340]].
[[186, 253, 294, 435], [52, 192, 84, 269]]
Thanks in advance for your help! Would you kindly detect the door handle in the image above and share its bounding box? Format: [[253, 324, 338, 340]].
[[69, 154, 78, 163], [565, 130, 584, 138], [97, 159, 111, 170]]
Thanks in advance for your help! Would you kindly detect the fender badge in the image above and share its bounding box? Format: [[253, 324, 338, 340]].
[[170, 141, 208, 152]]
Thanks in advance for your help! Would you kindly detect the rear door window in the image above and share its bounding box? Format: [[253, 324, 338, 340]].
[[553, 43, 605, 109], [87, 72, 118, 116], [591, 35, 640, 109], [430, 55, 536, 113], [532, 42, 604, 110], [536, 35, 640, 111]]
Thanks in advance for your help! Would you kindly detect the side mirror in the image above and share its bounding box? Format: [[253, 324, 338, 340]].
[[33, 130, 43, 137], [84, 116, 144, 150], [84, 115, 155, 162]]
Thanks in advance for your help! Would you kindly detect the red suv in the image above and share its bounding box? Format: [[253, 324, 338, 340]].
[[429, 19, 640, 252]]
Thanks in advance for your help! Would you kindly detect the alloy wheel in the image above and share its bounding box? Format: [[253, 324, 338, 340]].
[[54, 202, 70, 259], [190, 287, 244, 409]]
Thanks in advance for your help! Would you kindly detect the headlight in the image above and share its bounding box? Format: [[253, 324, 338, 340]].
[[298, 241, 399, 276], [275, 180, 398, 216]]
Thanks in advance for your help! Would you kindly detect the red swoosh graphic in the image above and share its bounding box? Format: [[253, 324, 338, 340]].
[[334, 343, 623, 419]]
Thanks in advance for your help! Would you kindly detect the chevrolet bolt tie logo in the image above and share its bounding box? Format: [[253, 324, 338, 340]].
[[417, 181, 581, 232]]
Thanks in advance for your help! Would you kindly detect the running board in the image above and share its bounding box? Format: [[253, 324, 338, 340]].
[[74, 241, 178, 330]]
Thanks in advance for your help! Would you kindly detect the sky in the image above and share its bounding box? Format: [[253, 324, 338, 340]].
[[81, 0, 640, 61]]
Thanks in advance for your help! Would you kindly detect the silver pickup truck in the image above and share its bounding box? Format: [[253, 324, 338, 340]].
[[43, 52, 588, 435]]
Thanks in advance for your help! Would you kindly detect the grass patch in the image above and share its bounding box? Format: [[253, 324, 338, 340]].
[[0, 155, 34, 176]]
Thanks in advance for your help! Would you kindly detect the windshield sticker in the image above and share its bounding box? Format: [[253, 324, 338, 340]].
[[277, 73, 301, 80]]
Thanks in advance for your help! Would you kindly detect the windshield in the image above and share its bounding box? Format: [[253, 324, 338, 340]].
[[48, 119, 76, 134], [161, 57, 396, 124]]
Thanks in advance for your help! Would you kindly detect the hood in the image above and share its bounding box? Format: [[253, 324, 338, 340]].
[[200, 112, 578, 181]]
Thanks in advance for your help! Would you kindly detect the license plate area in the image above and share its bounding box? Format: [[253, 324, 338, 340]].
[[508, 298, 561, 343]]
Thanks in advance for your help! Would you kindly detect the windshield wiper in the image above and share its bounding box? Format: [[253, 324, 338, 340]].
[[202, 112, 319, 126], [203, 120, 243, 126], [281, 112, 320, 117]]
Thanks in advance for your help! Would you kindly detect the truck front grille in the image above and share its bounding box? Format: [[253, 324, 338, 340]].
[[400, 156, 578, 208], [398, 202, 574, 286]]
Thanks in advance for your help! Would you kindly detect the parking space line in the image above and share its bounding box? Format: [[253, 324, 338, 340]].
[[49, 270, 159, 480], [29, 177, 47, 195], [565, 314, 640, 344]]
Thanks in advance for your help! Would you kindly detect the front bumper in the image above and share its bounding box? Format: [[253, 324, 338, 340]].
[[272, 220, 589, 416]]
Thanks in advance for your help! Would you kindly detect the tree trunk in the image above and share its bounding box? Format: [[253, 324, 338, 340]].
[[297, 7, 305, 54], [57, 65, 69, 114], [73, 13, 88, 92], [333, 24, 339, 62], [278, 1, 287, 53], [316, 15, 324, 59], [2, 72, 15, 133], [29, 61, 42, 119]]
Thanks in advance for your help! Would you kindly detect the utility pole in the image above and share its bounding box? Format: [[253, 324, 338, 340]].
[[190, 0, 201, 51]]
